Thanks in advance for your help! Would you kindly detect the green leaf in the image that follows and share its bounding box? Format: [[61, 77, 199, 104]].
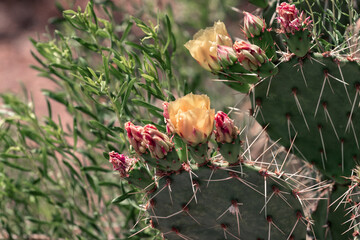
[[25, 217, 49, 225], [85, 173, 99, 193], [75, 106, 98, 119], [0, 159, 31, 172], [72, 37, 99, 51], [131, 99, 162, 112], [163, 15, 172, 53], [88, 120, 116, 137], [96, 29, 110, 38], [111, 190, 137, 204], [50, 63, 72, 70], [81, 166, 111, 172], [24, 189, 50, 199], [141, 73, 155, 82], [120, 78, 137, 113], [120, 21, 134, 42], [42, 90, 69, 106], [73, 117, 78, 150], [103, 55, 110, 82], [63, 160, 82, 180], [99, 181, 122, 188]]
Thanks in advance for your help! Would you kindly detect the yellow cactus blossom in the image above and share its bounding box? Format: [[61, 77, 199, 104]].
[[184, 21, 233, 71], [167, 93, 215, 146]]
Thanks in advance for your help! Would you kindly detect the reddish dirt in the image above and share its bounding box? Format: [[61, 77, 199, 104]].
[[0, 0, 65, 119]]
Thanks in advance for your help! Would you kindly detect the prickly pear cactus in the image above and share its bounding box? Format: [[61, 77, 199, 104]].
[[254, 54, 360, 183], [110, 94, 311, 239], [150, 164, 306, 240], [183, 0, 360, 238], [212, 2, 360, 184]]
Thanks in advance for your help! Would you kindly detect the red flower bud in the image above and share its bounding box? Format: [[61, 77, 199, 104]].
[[217, 45, 238, 67], [276, 2, 312, 34], [109, 151, 136, 177], [125, 122, 147, 154], [214, 111, 239, 143], [143, 124, 174, 159], [233, 41, 267, 71], [243, 11, 266, 38], [162, 102, 175, 134]]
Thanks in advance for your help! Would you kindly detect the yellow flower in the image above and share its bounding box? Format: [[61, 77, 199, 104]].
[[184, 21, 233, 71], [167, 93, 215, 146]]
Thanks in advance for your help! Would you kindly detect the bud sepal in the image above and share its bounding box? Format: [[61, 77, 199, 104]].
[[187, 142, 209, 165], [217, 136, 243, 164], [214, 111, 242, 164], [276, 2, 312, 57], [217, 45, 238, 67], [109, 151, 155, 190], [126, 167, 155, 191], [233, 41, 278, 77]]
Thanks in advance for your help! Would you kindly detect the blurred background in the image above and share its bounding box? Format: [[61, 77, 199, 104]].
[[0, 0, 62, 116], [0, 0, 254, 119]]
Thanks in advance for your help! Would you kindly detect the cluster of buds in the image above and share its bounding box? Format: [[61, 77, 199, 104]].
[[125, 121, 174, 159], [276, 2, 312, 34], [243, 11, 266, 38], [109, 151, 137, 177], [233, 40, 268, 71], [214, 111, 239, 143], [125, 122, 147, 154], [143, 124, 174, 159], [217, 45, 238, 67]]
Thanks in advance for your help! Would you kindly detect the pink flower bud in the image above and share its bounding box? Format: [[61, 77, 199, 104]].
[[217, 45, 238, 67], [163, 102, 175, 134], [109, 151, 136, 177], [163, 102, 170, 119], [243, 11, 266, 38], [125, 122, 147, 154], [233, 41, 267, 71], [143, 124, 174, 159], [276, 2, 312, 34], [214, 111, 239, 143]]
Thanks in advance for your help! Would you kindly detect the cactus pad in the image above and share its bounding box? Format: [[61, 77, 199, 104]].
[[252, 54, 360, 183], [148, 164, 307, 239]]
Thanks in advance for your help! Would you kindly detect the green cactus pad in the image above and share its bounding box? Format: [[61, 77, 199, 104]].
[[218, 62, 258, 93], [187, 143, 209, 165], [249, 30, 277, 61], [347, 167, 360, 238], [311, 184, 353, 240], [283, 30, 311, 57], [142, 149, 183, 172], [148, 164, 307, 239], [252, 54, 360, 183], [126, 167, 154, 190], [217, 136, 242, 164]]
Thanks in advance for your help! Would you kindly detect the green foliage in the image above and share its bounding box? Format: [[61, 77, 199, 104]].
[[0, 1, 179, 238], [0, 0, 244, 238]]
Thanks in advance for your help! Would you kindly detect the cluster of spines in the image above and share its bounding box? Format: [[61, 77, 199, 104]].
[[146, 164, 309, 240]]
